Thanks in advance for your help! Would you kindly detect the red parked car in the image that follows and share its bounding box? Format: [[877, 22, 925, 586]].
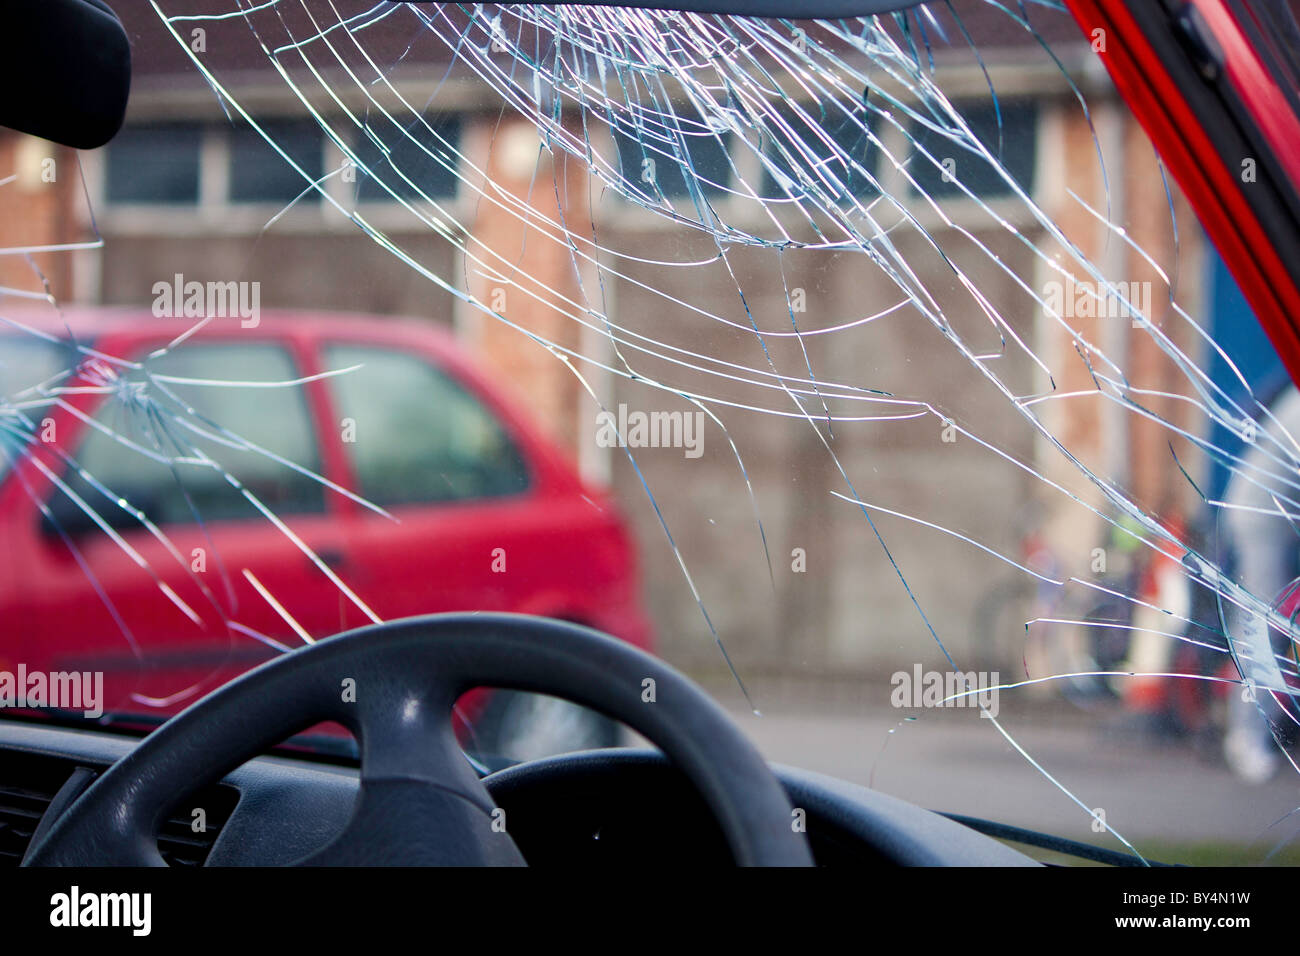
[[0, 308, 651, 759]]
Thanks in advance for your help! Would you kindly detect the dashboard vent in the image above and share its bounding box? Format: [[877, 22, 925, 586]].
[[158, 784, 240, 867], [0, 752, 77, 866], [0, 750, 239, 867]]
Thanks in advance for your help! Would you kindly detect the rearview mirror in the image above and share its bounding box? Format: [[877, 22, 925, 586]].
[[0, 0, 131, 149]]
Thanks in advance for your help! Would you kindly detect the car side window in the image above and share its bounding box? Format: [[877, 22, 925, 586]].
[[46, 343, 325, 531], [323, 344, 530, 507]]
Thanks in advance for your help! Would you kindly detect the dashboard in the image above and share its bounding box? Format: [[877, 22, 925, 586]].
[[0, 720, 1036, 866]]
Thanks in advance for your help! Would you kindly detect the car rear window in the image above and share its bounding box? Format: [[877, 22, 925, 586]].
[[323, 343, 530, 507]]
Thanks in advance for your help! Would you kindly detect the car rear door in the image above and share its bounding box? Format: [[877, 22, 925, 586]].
[[317, 338, 549, 627]]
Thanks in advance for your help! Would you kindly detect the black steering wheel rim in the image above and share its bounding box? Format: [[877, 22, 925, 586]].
[[25, 613, 813, 867]]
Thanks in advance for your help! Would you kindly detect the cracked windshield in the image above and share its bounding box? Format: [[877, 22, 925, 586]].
[[3, 0, 1300, 870]]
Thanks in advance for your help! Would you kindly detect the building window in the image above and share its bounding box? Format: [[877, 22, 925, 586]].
[[907, 100, 1038, 200], [102, 116, 465, 211], [105, 123, 203, 204], [229, 120, 324, 204], [613, 120, 733, 201], [759, 104, 879, 201], [352, 115, 463, 203]]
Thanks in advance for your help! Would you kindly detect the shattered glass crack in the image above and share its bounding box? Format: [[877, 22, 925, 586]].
[[4, 0, 1300, 861]]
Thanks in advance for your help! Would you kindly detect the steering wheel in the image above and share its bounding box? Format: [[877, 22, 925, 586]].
[[25, 614, 813, 866]]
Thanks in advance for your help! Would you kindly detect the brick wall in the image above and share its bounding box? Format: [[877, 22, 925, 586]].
[[0, 133, 80, 302]]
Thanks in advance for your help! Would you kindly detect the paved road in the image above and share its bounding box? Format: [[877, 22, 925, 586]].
[[718, 699, 1300, 856]]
